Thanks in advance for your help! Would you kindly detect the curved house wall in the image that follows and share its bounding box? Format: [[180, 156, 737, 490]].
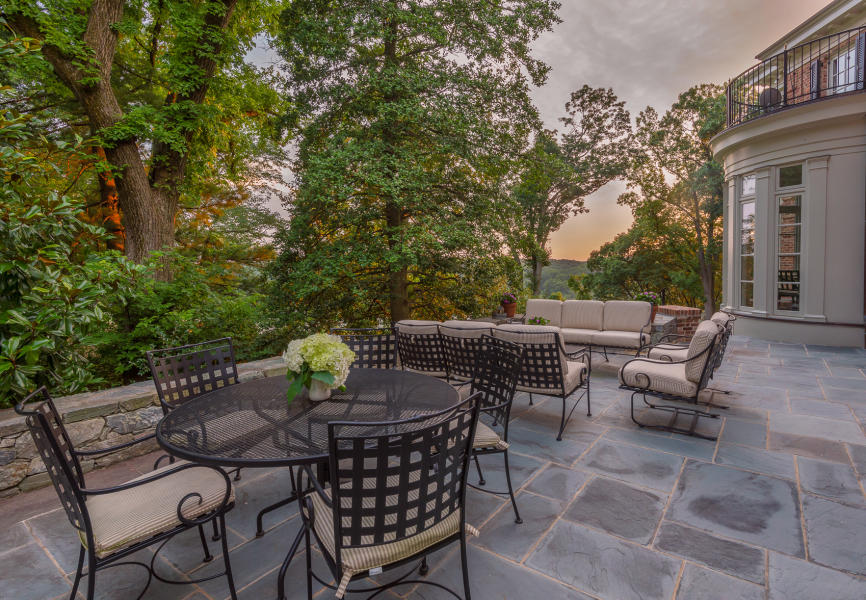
[[711, 93, 866, 346]]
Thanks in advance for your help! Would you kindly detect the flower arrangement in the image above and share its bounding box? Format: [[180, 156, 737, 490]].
[[501, 292, 517, 306], [283, 333, 356, 402], [527, 316, 550, 325], [633, 291, 660, 305]]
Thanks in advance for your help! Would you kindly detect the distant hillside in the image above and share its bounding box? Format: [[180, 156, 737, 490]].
[[539, 259, 587, 299]]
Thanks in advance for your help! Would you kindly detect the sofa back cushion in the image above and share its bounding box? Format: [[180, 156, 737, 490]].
[[685, 320, 720, 383], [603, 301, 652, 333], [394, 320, 441, 334], [525, 299, 563, 327], [561, 300, 604, 330]]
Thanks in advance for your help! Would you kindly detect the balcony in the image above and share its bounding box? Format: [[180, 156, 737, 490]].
[[726, 25, 866, 129]]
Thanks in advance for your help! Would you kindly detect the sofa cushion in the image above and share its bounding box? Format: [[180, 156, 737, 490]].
[[603, 300, 652, 333], [394, 320, 441, 334], [525, 299, 563, 327], [647, 345, 689, 361], [560, 328, 596, 345], [493, 324, 567, 374], [561, 300, 604, 330], [591, 330, 650, 349], [619, 360, 699, 397], [685, 320, 720, 383]]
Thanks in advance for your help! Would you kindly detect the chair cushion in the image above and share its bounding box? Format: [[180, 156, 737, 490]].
[[591, 330, 650, 349], [493, 324, 567, 373], [602, 300, 652, 333], [686, 320, 720, 383], [474, 422, 508, 450], [619, 360, 699, 397], [647, 345, 689, 361], [561, 300, 604, 330], [82, 462, 233, 558], [394, 320, 441, 334], [311, 482, 478, 598], [711, 312, 731, 326], [440, 320, 494, 333], [560, 328, 597, 345], [524, 299, 563, 327], [514, 359, 587, 395]]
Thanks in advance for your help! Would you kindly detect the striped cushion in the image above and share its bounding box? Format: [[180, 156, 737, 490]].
[[710, 312, 731, 326], [561, 300, 604, 330], [619, 360, 699, 397], [647, 345, 689, 361], [82, 462, 233, 558], [514, 359, 587, 395], [474, 422, 508, 450], [394, 320, 441, 335], [591, 330, 650, 349], [686, 320, 720, 383], [311, 483, 478, 598], [560, 328, 597, 345], [525, 299, 563, 327], [603, 300, 651, 333]]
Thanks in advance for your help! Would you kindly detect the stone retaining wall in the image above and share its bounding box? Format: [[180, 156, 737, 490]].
[[657, 305, 703, 338], [0, 356, 288, 497]]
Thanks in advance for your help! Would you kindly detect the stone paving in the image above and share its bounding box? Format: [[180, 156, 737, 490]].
[[2, 336, 866, 599]]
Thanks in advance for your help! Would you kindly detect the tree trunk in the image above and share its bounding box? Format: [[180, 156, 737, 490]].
[[530, 257, 543, 296], [385, 202, 410, 321], [697, 246, 715, 319]]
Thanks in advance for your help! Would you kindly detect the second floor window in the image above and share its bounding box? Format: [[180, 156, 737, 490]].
[[831, 46, 858, 93]]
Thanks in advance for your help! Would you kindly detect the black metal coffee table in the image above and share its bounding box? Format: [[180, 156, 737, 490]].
[[156, 368, 459, 599]]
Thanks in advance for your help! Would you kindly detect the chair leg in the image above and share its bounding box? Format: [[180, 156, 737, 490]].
[[68, 546, 85, 600], [85, 552, 96, 600], [305, 526, 314, 600], [212, 517, 221, 542], [197, 524, 214, 563], [219, 515, 238, 600], [473, 454, 486, 486], [557, 396, 566, 441], [419, 556, 429, 575], [528, 392, 533, 406], [234, 468, 242, 482], [459, 534, 472, 600], [503, 451, 522, 524], [586, 377, 592, 417]]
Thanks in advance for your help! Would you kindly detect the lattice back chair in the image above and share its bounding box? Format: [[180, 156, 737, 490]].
[[295, 395, 480, 599], [468, 335, 525, 523], [330, 327, 397, 369], [493, 325, 591, 441], [438, 321, 495, 384], [146, 338, 239, 414], [15, 388, 237, 600], [394, 321, 448, 378]]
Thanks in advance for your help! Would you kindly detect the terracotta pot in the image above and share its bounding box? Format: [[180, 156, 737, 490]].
[[650, 304, 658, 323], [502, 302, 517, 318]]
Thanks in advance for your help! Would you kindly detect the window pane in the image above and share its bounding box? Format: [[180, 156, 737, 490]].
[[741, 255, 754, 280], [778, 225, 801, 254], [779, 165, 802, 187], [777, 254, 800, 276], [777, 283, 800, 312], [741, 282, 754, 307], [741, 175, 756, 196]]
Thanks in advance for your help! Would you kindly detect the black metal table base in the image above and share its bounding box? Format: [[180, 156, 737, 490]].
[[256, 492, 298, 537]]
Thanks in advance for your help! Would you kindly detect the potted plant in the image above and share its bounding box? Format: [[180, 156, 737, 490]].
[[283, 333, 356, 402], [501, 292, 518, 318], [633, 291, 661, 322], [526, 316, 550, 326]]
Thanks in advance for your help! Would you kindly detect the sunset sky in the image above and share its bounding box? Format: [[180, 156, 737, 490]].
[[536, 0, 828, 260]]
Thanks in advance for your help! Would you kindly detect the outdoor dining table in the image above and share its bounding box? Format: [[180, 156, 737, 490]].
[[155, 367, 460, 599]]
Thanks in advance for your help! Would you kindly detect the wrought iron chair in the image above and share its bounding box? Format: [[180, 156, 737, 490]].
[[330, 327, 397, 369], [492, 325, 591, 441], [290, 395, 481, 599], [394, 320, 448, 379], [438, 321, 495, 386], [619, 320, 724, 440], [468, 335, 525, 523], [15, 387, 237, 600]]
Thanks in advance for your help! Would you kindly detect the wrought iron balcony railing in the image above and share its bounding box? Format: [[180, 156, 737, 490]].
[[726, 25, 866, 128]]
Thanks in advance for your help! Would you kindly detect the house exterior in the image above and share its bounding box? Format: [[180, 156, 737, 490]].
[[711, 0, 866, 347]]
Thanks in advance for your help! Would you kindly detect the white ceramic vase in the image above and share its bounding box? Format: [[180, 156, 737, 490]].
[[308, 379, 331, 401]]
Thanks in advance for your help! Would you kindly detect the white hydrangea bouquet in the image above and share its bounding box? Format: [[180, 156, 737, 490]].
[[283, 333, 356, 402]]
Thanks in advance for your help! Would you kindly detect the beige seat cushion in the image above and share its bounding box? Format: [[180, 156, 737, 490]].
[[647, 345, 689, 362], [619, 360, 699, 397], [514, 359, 587, 395], [560, 328, 597, 345], [685, 320, 720, 383], [524, 299, 563, 327], [603, 300, 652, 333], [474, 422, 508, 450], [394, 320, 441, 334], [591, 330, 650, 349], [440, 320, 494, 335], [561, 300, 604, 330], [710, 312, 731, 326], [82, 462, 233, 558], [311, 480, 478, 598], [493, 324, 567, 372]]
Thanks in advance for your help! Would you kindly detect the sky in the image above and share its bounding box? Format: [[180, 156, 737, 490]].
[[535, 0, 829, 260]]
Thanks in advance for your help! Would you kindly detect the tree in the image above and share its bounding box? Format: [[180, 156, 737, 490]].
[[271, 0, 560, 326], [505, 86, 631, 294], [621, 84, 725, 317], [2, 0, 287, 266]]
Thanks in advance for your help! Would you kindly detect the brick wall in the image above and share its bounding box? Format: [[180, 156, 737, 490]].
[[657, 305, 702, 338]]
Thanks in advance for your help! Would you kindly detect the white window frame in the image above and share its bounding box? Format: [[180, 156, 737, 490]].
[[831, 45, 858, 93], [738, 177, 756, 310]]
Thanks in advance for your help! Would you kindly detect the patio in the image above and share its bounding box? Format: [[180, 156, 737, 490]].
[[3, 336, 866, 600]]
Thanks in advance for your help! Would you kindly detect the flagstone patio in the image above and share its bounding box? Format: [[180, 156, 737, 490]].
[[2, 336, 866, 600]]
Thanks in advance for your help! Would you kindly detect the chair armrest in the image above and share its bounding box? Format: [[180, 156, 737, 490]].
[[73, 432, 157, 457], [564, 345, 590, 362], [298, 464, 332, 508], [656, 333, 691, 344]]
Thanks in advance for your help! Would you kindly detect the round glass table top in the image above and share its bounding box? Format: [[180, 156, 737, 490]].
[[156, 368, 459, 468]]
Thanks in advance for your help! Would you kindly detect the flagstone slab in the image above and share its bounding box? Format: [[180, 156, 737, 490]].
[[802, 494, 866, 575], [768, 553, 866, 600], [654, 521, 765, 583], [564, 477, 666, 544], [473, 492, 564, 561], [667, 461, 804, 557], [577, 439, 683, 492], [767, 431, 850, 463], [719, 419, 767, 447], [525, 463, 589, 501], [714, 444, 796, 480], [675, 563, 765, 600], [769, 413, 865, 444], [797, 457, 865, 505], [527, 520, 680, 600]]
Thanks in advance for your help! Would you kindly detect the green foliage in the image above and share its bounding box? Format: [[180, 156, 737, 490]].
[[270, 0, 560, 329], [539, 259, 587, 298], [567, 273, 593, 300]]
